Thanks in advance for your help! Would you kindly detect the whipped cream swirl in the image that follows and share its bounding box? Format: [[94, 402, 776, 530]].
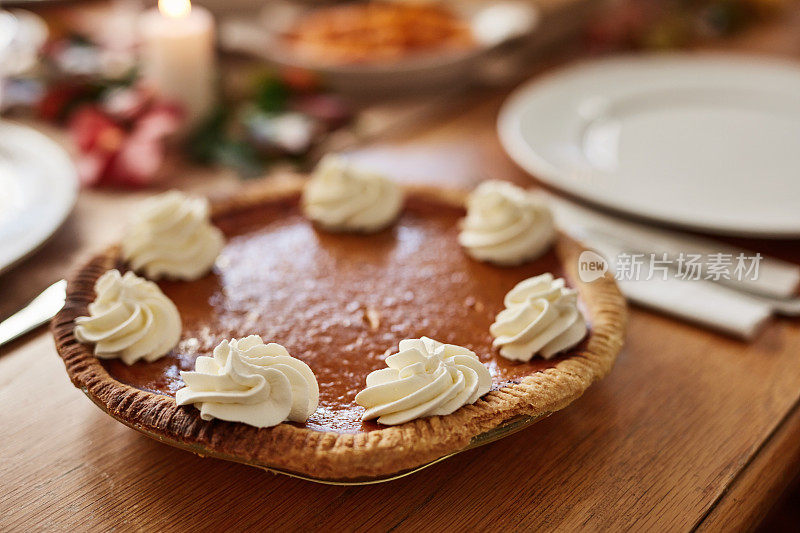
[[490, 273, 587, 361], [176, 336, 319, 428], [302, 155, 403, 232], [122, 190, 224, 280], [74, 269, 181, 365], [459, 180, 555, 265], [355, 337, 491, 426]]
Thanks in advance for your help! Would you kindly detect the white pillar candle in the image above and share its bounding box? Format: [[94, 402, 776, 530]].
[[139, 0, 216, 129]]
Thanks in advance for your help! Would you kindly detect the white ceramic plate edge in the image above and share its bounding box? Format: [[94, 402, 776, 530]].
[[497, 53, 800, 239], [0, 121, 78, 274]]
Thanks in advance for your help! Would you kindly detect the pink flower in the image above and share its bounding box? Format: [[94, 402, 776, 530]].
[[68, 87, 183, 188]]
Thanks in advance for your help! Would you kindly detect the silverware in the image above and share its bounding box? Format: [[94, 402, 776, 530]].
[[0, 279, 66, 348]]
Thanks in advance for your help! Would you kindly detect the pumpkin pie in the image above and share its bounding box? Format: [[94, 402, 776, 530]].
[[52, 177, 626, 481]]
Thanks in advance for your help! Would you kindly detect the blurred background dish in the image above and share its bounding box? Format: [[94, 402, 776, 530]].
[[499, 54, 800, 238], [282, 2, 476, 66], [221, 0, 539, 95], [0, 121, 78, 274]]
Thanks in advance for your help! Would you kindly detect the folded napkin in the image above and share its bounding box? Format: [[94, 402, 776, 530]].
[[545, 194, 799, 339], [585, 237, 772, 339]]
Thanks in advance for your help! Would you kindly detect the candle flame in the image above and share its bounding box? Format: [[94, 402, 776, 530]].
[[159, 0, 191, 19]]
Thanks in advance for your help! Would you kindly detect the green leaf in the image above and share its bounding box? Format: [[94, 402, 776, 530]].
[[186, 106, 230, 164], [185, 106, 264, 177], [254, 75, 289, 114], [213, 140, 263, 178]]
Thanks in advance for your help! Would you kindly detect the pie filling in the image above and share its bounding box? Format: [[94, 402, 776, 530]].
[[101, 194, 587, 433]]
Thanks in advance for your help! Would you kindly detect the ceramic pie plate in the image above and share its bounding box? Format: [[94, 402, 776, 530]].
[[52, 178, 626, 484]]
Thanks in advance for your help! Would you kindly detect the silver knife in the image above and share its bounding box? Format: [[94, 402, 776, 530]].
[[0, 279, 67, 347]]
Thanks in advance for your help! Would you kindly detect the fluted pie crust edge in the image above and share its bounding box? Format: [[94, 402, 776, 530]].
[[51, 177, 627, 480]]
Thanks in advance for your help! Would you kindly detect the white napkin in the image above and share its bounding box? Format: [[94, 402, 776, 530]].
[[585, 237, 772, 339], [546, 194, 799, 339]]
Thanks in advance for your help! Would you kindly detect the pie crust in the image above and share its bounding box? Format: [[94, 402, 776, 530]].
[[52, 177, 627, 480]]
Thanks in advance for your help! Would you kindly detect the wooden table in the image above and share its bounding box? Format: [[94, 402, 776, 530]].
[[4, 8, 800, 532]]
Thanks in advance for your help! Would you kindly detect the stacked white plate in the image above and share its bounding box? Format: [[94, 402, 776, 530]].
[[499, 54, 800, 238]]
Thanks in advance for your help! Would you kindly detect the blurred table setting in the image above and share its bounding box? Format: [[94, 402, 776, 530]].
[[2, 0, 800, 530]]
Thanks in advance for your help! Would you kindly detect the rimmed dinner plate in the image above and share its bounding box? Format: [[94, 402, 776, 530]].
[[0, 121, 78, 274], [498, 54, 800, 238]]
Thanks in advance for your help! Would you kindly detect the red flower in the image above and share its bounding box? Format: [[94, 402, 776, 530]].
[[38, 82, 96, 123], [68, 87, 183, 188]]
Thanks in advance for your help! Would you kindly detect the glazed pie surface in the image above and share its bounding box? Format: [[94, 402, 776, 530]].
[[53, 180, 626, 479], [104, 194, 571, 433]]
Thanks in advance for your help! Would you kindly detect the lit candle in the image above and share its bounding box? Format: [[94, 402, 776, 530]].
[[139, 0, 216, 129]]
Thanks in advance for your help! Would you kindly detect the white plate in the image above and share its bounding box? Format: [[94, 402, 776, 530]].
[[498, 54, 800, 238], [0, 122, 78, 274]]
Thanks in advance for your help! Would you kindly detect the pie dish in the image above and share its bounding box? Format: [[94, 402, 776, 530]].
[[52, 177, 626, 481]]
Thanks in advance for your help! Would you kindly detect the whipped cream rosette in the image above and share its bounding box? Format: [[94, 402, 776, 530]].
[[176, 336, 319, 428], [302, 155, 403, 232], [122, 190, 224, 281], [74, 269, 181, 365], [490, 273, 587, 361], [459, 180, 555, 265], [355, 337, 491, 425]]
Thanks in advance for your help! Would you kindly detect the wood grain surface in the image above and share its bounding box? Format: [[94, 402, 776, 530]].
[[3, 4, 800, 532]]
